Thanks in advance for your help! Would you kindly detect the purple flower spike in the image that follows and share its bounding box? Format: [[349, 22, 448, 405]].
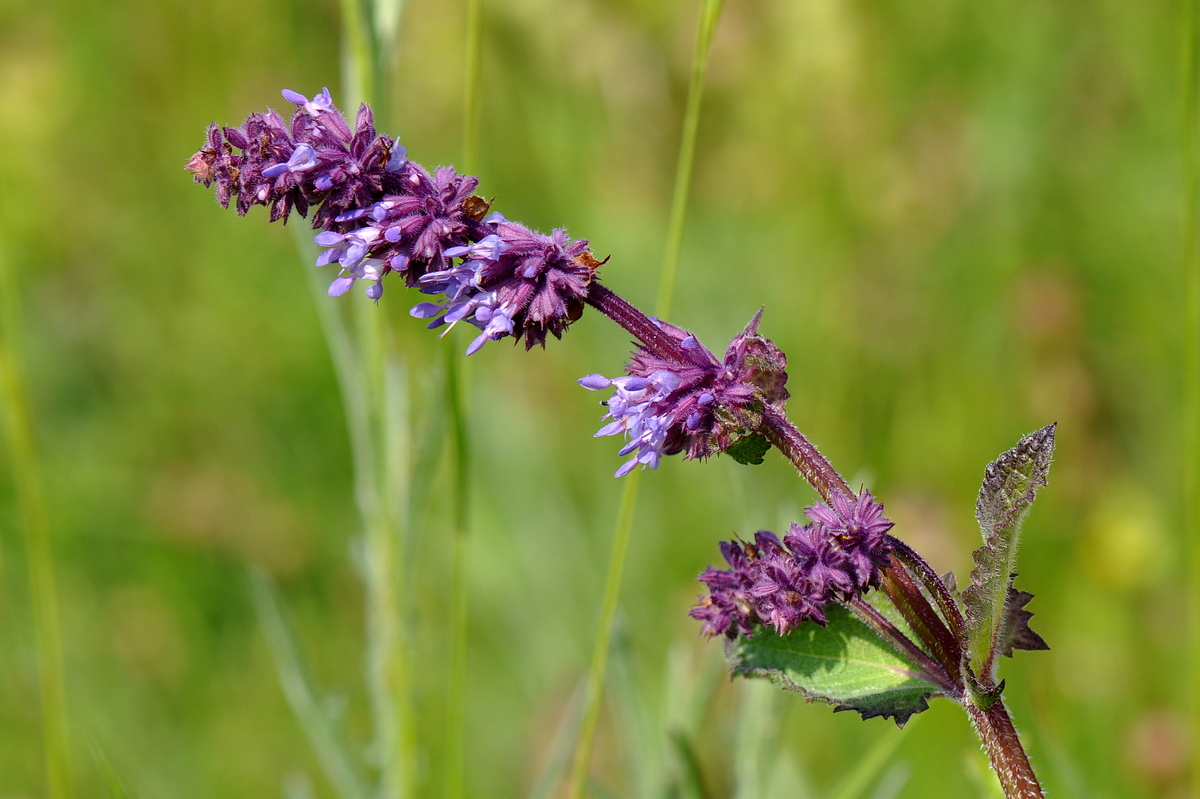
[[581, 310, 790, 476], [690, 495, 895, 639], [408, 220, 601, 352], [188, 88, 409, 228], [801, 490, 895, 590]]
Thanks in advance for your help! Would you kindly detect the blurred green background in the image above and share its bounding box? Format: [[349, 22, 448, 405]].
[[0, 0, 1188, 796]]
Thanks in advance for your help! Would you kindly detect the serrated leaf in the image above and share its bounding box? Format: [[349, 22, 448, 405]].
[[995, 585, 1048, 658], [727, 434, 770, 465], [725, 604, 941, 727], [962, 424, 1055, 681]]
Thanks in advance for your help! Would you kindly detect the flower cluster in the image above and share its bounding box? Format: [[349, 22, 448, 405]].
[[689, 491, 895, 638], [579, 310, 788, 476], [410, 218, 601, 352], [186, 88, 408, 228], [313, 163, 488, 301], [189, 89, 600, 347]]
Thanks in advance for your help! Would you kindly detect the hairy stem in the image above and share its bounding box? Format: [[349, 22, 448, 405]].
[[880, 559, 962, 678], [966, 699, 1044, 799], [887, 538, 967, 651], [759, 405, 853, 505], [586, 283, 687, 362]]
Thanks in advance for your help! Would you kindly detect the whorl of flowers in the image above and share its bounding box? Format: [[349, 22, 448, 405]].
[[186, 88, 408, 227], [579, 309, 788, 476], [689, 491, 895, 638], [410, 217, 600, 353], [188, 88, 600, 344]]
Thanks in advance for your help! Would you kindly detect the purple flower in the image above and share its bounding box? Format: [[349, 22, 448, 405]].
[[410, 219, 600, 354], [802, 491, 895, 589], [186, 123, 241, 209], [186, 88, 409, 228], [580, 310, 789, 475], [315, 164, 487, 296], [689, 495, 895, 639]]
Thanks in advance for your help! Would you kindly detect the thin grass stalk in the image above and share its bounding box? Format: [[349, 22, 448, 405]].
[[655, 0, 727, 317], [566, 472, 644, 798], [443, 5, 483, 796], [1181, 0, 1200, 793], [443, 348, 471, 799], [340, 0, 377, 111], [565, 3, 725, 795], [249, 568, 372, 799], [295, 224, 416, 797], [462, 0, 483, 176], [339, 6, 418, 795], [0, 237, 74, 799]]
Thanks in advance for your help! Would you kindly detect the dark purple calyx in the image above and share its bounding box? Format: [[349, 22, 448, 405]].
[[186, 88, 407, 227], [578, 309, 789, 476], [410, 218, 601, 354], [689, 491, 894, 638]]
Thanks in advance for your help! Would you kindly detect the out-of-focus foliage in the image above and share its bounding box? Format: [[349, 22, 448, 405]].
[[0, 0, 1185, 796]]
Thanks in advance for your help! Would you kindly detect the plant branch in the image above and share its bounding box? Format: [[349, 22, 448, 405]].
[[887, 537, 967, 651], [966, 698, 1044, 799], [880, 559, 962, 677], [586, 282, 688, 362], [758, 405, 853, 505]]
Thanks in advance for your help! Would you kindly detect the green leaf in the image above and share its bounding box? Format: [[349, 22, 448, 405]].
[[725, 604, 941, 727], [247, 568, 371, 799], [727, 434, 771, 465], [962, 424, 1055, 681]]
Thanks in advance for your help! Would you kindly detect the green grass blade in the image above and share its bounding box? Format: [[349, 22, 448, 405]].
[[0, 233, 74, 799], [247, 568, 372, 799], [656, 0, 727, 319], [1179, 0, 1200, 791], [443, 345, 471, 799], [566, 471, 642, 798], [444, 6, 484, 794], [826, 719, 915, 799], [90, 742, 132, 799], [526, 678, 588, 799], [565, 2, 727, 795]]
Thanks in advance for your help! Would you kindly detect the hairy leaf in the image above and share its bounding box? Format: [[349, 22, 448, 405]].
[[727, 434, 771, 465], [962, 424, 1055, 681], [995, 585, 1048, 658], [725, 604, 941, 727]]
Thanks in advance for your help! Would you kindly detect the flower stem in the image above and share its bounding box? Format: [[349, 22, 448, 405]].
[[758, 405, 853, 505], [586, 283, 687, 361], [0, 231, 74, 799], [879, 559, 962, 677], [887, 536, 967, 643], [966, 698, 1044, 799]]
